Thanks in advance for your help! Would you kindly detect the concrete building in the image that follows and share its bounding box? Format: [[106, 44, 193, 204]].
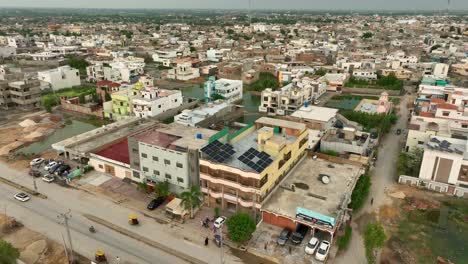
[[132, 87, 183, 118], [402, 136, 468, 197], [262, 157, 364, 242], [206, 48, 224, 62], [38, 66, 81, 91], [174, 101, 232, 127], [200, 118, 308, 216], [321, 127, 371, 156], [103, 83, 143, 120], [0, 46, 16, 60], [167, 62, 200, 81], [2, 78, 42, 109], [128, 124, 217, 194], [86, 63, 121, 83], [152, 49, 178, 66], [204, 77, 243, 103], [259, 81, 315, 116]]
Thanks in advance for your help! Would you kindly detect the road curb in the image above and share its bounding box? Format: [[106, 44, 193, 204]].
[[83, 214, 208, 264], [0, 177, 47, 199]]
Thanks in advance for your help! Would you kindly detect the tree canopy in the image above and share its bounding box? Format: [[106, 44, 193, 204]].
[[226, 213, 256, 244], [0, 240, 20, 264]]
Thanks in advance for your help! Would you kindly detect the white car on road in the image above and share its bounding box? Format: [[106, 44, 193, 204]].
[[315, 240, 330, 261], [42, 174, 55, 183], [214, 216, 227, 228], [30, 158, 44, 167], [305, 237, 319, 255], [14, 192, 31, 202], [44, 161, 58, 171]]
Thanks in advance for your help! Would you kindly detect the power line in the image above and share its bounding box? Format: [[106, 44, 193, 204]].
[[57, 210, 75, 264]]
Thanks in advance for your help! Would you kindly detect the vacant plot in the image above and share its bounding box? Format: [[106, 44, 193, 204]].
[[383, 187, 468, 264]]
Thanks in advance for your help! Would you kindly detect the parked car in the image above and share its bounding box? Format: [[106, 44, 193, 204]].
[[291, 224, 308, 244], [314, 99, 320, 105], [30, 158, 44, 167], [29, 170, 41, 177], [55, 165, 71, 176], [48, 163, 62, 174], [147, 196, 166, 210], [214, 216, 227, 229], [42, 174, 55, 183], [305, 237, 320, 255], [44, 161, 58, 171], [315, 240, 331, 261], [276, 228, 292, 246], [14, 192, 30, 202]]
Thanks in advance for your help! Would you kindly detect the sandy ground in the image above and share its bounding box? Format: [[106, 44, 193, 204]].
[[0, 110, 61, 156], [0, 214, 90, 264]]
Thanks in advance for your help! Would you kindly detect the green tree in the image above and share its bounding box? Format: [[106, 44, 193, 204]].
[[65, 55, 89, 74], [364, 222, 386, 264], [315, 68, 327, 76], [0, 240, 20, 264], [180, 186, 203, 218], [226, 213, 256, 244], [337, 226, 352, 250], [155, 180, 171, 198], [78, 94, 86, 104], [349, 174, 371, 210], [362, 32, 373, 39]]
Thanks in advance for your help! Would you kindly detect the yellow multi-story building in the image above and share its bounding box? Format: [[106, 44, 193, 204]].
[[200, 117, 308, 218], [104, 82, 144, 120]]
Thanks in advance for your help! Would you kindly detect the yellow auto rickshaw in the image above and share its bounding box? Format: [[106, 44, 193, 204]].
[[128, 214, 139, 225], [95, 250, 107, 263]]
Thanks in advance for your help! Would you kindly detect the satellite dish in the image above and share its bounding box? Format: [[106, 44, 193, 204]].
[[321, 175, 330, 184]]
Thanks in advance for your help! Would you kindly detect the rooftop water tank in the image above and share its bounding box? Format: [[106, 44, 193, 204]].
[[196, 133, 203, 139]]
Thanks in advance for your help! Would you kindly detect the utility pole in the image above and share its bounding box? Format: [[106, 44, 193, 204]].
[[58, 210, 74, 264], [32, 176, 38, 193]]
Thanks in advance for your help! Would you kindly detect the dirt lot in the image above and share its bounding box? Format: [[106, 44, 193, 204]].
[[379, 185, 468, 264], [0, 110, 61, 157], [0, 215, 89, 264]]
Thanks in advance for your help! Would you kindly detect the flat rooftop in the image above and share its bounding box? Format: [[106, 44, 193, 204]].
[[291, 105, 338, 122], [262, 157, 363, 221], [93, 138, 130, 164], [256, 117, 306, 131], [136, 123, 217, 150]]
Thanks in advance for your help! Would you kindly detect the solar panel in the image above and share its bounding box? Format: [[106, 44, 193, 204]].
[[238, 148, 274, 173], [201, 140, 236, 163]]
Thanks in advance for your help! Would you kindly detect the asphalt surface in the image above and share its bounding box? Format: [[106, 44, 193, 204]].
[[0, 162, 204, 264]]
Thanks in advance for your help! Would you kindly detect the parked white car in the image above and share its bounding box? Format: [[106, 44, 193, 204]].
[[315, 240, 330, 261], [44, 161, 58, 171], [42, 174, 55, 183], [214, 216, 227, 229], [14, 192, 30, 202], [305, 237, 320, 255], [30, 158, 44, 167]]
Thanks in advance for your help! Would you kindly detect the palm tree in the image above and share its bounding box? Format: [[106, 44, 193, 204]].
[[180, 186, 203, 219], [0, 240, 20, 264], [155, 180, 171, 198]]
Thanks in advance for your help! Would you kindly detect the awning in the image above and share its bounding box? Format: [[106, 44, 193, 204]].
[[165, 198, 188, 216]]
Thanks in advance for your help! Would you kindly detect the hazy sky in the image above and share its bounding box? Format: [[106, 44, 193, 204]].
[[0, 0, 467, 11]]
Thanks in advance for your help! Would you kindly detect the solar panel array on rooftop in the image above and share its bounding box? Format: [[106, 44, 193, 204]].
[[201, 140, 235, 163], [238, 147, 273, 173]]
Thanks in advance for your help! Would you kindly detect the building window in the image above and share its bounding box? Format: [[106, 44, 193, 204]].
[[141, 153, 147, 158], [153, 156, 158, 161], [164, 159, 171, 165], [260, 174, 268, 187], [143, 167, 149, 172], [98, 164, 103, 169], [177, 177, 184, 183], [133, 171, 140, 179], [154, 170, 160, 176], [132, 148, 138, 153], [418, 141, 424, 145], [165, 173, 172, 179], [442, 111, 450, 117], [176, 162, 183, 168], [134, 161, 140, 167]]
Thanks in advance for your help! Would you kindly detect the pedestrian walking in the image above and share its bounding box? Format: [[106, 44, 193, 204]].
[[205, 236, 209, 246], [116, 256, 120, 264], [371, 197, 374, 205]]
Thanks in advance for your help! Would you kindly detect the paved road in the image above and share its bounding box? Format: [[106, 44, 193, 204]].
[[334, 93, 410, 264], [0, 163, 237, 264]]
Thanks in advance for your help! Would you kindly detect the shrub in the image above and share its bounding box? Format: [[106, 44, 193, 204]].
[[364, 222, 386, 264], [349, 174, 371, 210], [226, 213, 256, 244], [0, 240, 20, 264], [337, 226, 352, 250], [320, 150, 340, 157]]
